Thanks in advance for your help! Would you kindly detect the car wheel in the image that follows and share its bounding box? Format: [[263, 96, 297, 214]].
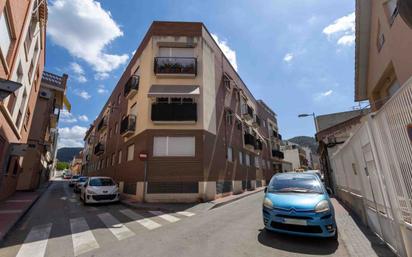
[[83, 194, 88, 205]]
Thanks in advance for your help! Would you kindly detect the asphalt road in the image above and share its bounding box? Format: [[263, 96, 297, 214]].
[[0, 180, 350, 257]]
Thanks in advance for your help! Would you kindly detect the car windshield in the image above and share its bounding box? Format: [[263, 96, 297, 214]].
[[72, 176, 79, 179], [78, 177, 87, 182], [89, 178, 115, 187], [268, 176, 323, 194]]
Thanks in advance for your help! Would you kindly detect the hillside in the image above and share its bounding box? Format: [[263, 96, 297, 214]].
[[287, 136, 318, 153], [56, 147, 83, 162]]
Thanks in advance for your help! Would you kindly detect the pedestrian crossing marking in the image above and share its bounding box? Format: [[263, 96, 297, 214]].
[[149, 211, 180, 223], [70, 217, 99, 256], [98, 212, 135, 240], [119, 209, 161, 230], [177, 211, 195, 217], [16, 223, 52, 257]]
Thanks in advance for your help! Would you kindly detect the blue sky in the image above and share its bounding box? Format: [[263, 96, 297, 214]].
[[46, 0, 358, 148]]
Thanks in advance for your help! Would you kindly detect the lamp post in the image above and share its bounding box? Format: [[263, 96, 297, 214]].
[[298, 112, 319, 133]]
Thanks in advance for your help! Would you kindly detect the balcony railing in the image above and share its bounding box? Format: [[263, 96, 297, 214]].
[[255, 139, 263, 151], [124, 75, 139, 98], [154, 57, 197, 75], [94, 142, 105, 156], [120, 114, 136, 136], [242, 105, 254, 120], [97, 116, 108, 131], [244, 133, 256, 147], [272, 149, 284, 159], [252, 115, 261, 128], [151, 103, 197, 122]]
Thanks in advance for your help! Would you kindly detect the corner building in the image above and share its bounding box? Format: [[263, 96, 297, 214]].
[[84, 22, 284, 202]]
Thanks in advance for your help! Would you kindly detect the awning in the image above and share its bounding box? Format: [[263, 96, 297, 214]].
[[148, 85, 200, 97], [63, 95, 71, 112], [0, 79, 22, 100]]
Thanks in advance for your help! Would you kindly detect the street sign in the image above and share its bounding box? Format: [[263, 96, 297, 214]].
[[139, 151, 148, 161]]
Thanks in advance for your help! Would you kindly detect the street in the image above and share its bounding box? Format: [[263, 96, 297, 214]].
[[0, 180, 352, 257]]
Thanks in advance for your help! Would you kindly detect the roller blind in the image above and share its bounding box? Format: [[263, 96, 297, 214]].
[[153, 136, 195, 157], [158, 47, 194, 57]]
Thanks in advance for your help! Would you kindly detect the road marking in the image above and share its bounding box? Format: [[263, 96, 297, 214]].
[[70, 217, 99, 256], [16, 223, 52, 257], [0, 210, 22, 214], [6, 199, 32, 203], [97, 212, 135, 240], [149, 211, 180, 223], [69, 198, 78, 203], [60, 197, 67, 200], [177, 211, 195, 217], [119, 209, 161, 230]]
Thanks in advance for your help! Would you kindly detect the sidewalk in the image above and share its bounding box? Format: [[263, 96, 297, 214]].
[[331, 198, 396, 257], [0, 182, 50, 241], [121, 187, 265, 213]]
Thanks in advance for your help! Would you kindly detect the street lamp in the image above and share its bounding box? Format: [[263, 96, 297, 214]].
[[298, 112, 319, 132]]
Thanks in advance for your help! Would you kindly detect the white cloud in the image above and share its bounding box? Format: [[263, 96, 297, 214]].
[[323, 12, 355, 47], [78, 115, 89, 122], [283, 53, 294, 63], [97, 84, 108, 94], [60, 109, 77, 123], [94, 72, 110, 80], [70, 62, 87, 83], [211, 33, 238, 71], [75, 90, 91, 100], [48, 0, 129, 73], [57, 125, 88, 148], [314, 89, 333, 101]]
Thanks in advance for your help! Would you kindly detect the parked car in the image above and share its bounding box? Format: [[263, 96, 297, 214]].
[[69, 175, 80, 187], [304, 170, 324, 183], [74, 176, 88, 193], [63, 173, 72, 179], [262, 172, 337, 240], [80, 177, 119, 204]]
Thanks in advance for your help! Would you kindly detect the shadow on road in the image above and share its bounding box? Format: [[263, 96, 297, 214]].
[[257, 229, 339, 255]]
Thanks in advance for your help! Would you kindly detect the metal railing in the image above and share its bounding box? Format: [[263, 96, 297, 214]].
[[154, 57, 197, 75]]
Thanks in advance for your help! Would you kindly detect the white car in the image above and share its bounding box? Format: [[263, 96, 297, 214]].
[[80, 177, 120, 204], [74, 176, 88, 193]]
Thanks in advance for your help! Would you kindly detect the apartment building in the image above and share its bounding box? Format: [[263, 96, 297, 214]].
[[17, 72, 69, 190], [83, 21, 284, 202], [0, 0, 47, 200], [355, 0, 412, 109], [281, 142, 308, 171]]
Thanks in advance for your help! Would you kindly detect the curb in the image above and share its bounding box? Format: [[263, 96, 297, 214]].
[[120, 199, 176, 213], [0, 181, 51, 242], [209, 187, 264, 210]]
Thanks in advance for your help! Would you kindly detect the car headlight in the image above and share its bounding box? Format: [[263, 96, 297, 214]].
[[86, 189, 96, 195], [263, 197, 273, 209], [315, 200, 330, 213]]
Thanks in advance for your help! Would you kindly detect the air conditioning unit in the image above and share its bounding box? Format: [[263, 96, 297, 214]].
[[39, 89, 51, 99]]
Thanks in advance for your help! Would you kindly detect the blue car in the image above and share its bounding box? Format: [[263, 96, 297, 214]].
[[262, 172, 337, 240]]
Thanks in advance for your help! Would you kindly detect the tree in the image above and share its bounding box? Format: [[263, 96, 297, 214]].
[[56, 162, 70, 171]]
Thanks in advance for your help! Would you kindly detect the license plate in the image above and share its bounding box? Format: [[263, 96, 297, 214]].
[[283, 218, 307, 226]]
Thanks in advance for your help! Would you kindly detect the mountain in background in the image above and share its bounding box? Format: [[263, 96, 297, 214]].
[[287, 136, 318, 153], [56, 147, 83, 162]]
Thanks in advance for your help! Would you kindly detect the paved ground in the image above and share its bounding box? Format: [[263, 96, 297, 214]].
[[0, 180, 395, 257]]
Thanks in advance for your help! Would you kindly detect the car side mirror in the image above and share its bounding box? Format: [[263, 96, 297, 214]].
[[264, 187, 267, 193], [326, 187, 333, 196]]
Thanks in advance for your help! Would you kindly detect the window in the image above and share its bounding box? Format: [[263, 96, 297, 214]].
[[245, 154, 250, 167], [159, 47, 194, 57], [0, 9, 12, 58], [127, 144, 134, 161], [226, 109, 233, 125], [111, 153, 116, 166], [117, 94, 121, 104], [255, 156, 260, 168], [227, 147, 233, 162], [115, 122, 119, 133], [263, 120, 266, 128], [118, 150, 122, 164], [153, 136, 195, 157], [223, 75, 231, 90], [239, 151, 243, 165], [106, 157, 110, 167]]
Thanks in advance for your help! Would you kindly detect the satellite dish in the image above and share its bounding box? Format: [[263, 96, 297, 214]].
[[398, 0, 412, 29]]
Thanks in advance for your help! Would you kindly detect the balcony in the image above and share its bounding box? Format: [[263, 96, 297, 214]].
[[120, 114, 136, 137], [124, 75, 139, 99], [97, 116, 108, 131], [154, 57, 197, 76], [252, 115, 261, 128], [244, 133, 256, 148], [278, 133, 282, 141], [255, 139, 263, 151], [94, 142, 105, 156], [272, 149, 284, 159], [242, 105, 254, 120], [151, 103, 197, 123]]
